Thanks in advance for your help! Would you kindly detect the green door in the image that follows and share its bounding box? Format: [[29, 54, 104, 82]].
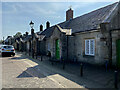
[[116, 40, 120, 68], [56, 39, 60, 59]]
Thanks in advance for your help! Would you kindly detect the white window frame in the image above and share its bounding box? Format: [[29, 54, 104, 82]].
[[85, 39, 95, 56]]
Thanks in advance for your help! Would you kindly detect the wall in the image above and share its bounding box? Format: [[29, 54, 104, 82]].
[[68, 31, 108, 65], [45, 27, 67, 60], [111, 30, 120, 65]]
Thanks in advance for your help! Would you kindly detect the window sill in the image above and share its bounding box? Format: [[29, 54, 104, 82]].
[[83, 55, 95, 58]]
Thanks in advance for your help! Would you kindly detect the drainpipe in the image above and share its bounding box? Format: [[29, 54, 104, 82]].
[[100, 22, 112, 67], [108, 30, 112, 67], [67, 35, 68, 61]]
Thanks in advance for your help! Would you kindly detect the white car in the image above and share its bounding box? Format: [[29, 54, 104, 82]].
[[0, 45, 15, 57]]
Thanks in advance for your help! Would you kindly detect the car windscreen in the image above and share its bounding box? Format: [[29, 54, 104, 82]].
[[4, 46, 13, 48]]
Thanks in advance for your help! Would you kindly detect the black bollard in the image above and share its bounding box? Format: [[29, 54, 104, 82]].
[[51, 61, 53, 65], [63, 59, 65, 70], [41, 55, 42, 61], [80, 63, 83, 77], [36, 53, 37, 59], [114, 70, 118, 89], [105, 60, 108, 72], [32, 51, 34, 58]]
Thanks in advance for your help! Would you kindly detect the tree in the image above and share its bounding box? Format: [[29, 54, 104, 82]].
[[0, 40, 3, 44], [14, 32, 22, 38]]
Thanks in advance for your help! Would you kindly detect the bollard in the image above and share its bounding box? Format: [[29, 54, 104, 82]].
[[80, 63, 83, 77], [41, 55, 42, 61], [105, 61, 108, 72], [63, 59, 65, 70], [114, 70, 118, 89], [36, 53, 37, 59], [52, 61, 53, 65]]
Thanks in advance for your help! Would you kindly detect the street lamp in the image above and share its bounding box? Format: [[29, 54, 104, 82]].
[[29, 21, 34, 29], [29, 21, 34, 58]]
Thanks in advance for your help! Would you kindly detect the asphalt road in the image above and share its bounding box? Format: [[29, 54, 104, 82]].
[[1, 53, 85, 88]]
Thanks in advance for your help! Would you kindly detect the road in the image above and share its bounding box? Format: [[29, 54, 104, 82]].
[[1, 53, 85, 88]]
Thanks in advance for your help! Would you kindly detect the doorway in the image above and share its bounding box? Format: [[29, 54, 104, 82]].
[[55, 39, 60, 59]]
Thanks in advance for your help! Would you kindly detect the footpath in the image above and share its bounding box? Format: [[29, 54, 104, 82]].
[[17, 52, 120, 89]]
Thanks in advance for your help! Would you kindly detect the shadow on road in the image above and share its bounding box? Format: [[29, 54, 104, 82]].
[[17, 66, 47, 78], [10, 57, 27, 60], [9, 53, 120, 88], [17, 71, 33, 78], [0, 54, 12, 57]]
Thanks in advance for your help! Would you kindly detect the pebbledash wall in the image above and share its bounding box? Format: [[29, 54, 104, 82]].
[[68, 30, 109, 65]]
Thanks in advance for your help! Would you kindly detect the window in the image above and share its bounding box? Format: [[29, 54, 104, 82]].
[[85, 39, 95, 56], [3, 46, 13, 48], [48, 43, 50, 51]]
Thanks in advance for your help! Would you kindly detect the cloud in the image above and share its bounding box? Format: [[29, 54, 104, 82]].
[[1, 0, 119, 2]]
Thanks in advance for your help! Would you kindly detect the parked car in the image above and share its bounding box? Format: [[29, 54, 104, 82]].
[[0, 45, 15, 57]]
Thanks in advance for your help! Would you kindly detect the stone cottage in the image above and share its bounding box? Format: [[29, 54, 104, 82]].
[[38, 2, 120, 67]]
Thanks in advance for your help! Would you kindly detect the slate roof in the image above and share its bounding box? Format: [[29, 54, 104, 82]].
[[38, 26, 55, 38], [38, 2, 118, 37], [24, 35, 32, 41], [58, 2, 118, 33]]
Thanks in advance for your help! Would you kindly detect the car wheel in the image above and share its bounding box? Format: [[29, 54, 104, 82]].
[[2, 53, 4, 57], [12, 53, 15, 56]]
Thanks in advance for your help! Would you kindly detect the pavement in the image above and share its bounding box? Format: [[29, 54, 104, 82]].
[[2, 51, 120, 89], [2, 52, 85, 88], [18, 52, 120, 89]]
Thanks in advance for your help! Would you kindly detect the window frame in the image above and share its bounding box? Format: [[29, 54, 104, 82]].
[[85, 39, 95, 56]]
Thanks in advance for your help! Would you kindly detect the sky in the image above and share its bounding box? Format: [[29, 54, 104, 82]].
[[1, 1, 119, 40]]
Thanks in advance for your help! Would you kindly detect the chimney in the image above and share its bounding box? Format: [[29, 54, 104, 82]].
[[31, 28, 34, 35], [46, 21, 50, 29], [20, 35, 22, 38], [40, 24, 43, 31], [26, 32, 28, 36], [66, 8, 73, 21]]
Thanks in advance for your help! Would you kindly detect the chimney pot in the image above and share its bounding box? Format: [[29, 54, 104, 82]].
[[26, 32, 28, 36], [46, 21, 50, 29], [40, 24, 43, 31]]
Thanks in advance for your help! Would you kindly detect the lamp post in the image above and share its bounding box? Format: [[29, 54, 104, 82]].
[[29, 21, 34, 58]]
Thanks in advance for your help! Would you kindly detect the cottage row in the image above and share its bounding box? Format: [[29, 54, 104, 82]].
[[5, 2, 120, 68]]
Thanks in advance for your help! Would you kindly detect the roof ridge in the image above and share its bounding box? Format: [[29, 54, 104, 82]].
[[74, 2, 118, 21], [102, 2, 118, 23], [59, 2, 118, 26]]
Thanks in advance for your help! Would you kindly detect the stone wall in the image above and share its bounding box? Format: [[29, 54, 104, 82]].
[[68, 31, 109, 65], [111, 30, 120, 66], [45, 27, 67, 60]]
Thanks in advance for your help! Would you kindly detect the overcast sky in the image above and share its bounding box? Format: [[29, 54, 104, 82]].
[[1, 1, 118, 40]]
